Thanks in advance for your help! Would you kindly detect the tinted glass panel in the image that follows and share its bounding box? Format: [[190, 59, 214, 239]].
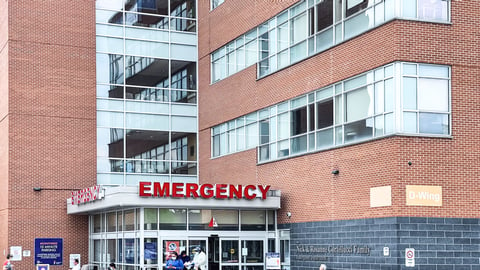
[[317, 0, 333, 32]]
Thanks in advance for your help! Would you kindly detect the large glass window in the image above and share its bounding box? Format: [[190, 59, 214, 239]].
[[211, 0, 449, 82], [96, 0, 198, 186], [144, 208, 158, 230], [241, 210, 266, 231], [211, 62, 451, 162], [402, 63, 450, 135], [159, 208, 187, 230], [189, 209, 239, 231]]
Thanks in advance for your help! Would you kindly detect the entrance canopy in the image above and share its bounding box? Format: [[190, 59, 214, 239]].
[[67, 185, 281, 215]]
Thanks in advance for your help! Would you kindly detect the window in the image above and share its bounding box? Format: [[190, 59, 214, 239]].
[[241, 210, 266, 231], [317, 0, 334, 32], [291, 107, 307, 136], [211, 62, 450, 161], [144, 238, 158, 264], [159, 208, 187, 230], [317, 99, 334, 129], [211, 0, 449, 82], [144, 208, 158, 230], [402, 63, 450, 135], [346, 0, 370, 17], [418, 0, 448, 21], [211, 0, 225, 10]]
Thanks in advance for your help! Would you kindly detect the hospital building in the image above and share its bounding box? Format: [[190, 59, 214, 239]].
[[0, 0, 479, 269]]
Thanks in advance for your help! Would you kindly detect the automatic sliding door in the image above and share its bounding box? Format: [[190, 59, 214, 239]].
[[189, 239, 207, 264]]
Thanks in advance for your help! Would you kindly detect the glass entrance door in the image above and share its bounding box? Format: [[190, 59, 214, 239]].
[[241, 240, 264, 270], [218, 239, 265, 270], [188, 238, 208, 270], [208, 236, 219, 270], [220, 238, 239, 270]]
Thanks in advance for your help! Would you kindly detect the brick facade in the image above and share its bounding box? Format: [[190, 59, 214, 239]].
[[198, 1, 480, 219], [198, 1, 480, 268], [1, 1, 96, 269]]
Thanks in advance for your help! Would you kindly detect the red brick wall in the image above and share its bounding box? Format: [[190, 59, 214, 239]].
[[4, 0, 96, 268], [198, 0, 480, 223], [0, 0, 10, 259]]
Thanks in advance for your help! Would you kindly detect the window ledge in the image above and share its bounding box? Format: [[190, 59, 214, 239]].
[[256, 133, 452, 165]]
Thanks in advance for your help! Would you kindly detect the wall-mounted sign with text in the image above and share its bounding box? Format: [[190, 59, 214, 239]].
[[139, 182, 271, 200], [35, 238, 63, 265], [406, 185, 442, 206], [71, 185, 104, 205]]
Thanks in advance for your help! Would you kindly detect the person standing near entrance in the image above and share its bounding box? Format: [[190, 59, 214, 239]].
[[71, 258, 80, 270], [2, 254, 12, 270], [166, 251, 184, 270], [192, 247, 206, 270]]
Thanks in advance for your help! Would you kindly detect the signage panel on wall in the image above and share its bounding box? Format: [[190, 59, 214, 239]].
[[35, 238, 63, 265], [10, 246, 22, 261], [265, 252, 281, 269], [405, 248, 415, 267], [406, 185, 442, 206], [69, 254, 81, 268]]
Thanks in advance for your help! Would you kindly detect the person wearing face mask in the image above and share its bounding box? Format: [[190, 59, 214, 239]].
[[192, 247, 206, 270], [166, 251, 184, 270]]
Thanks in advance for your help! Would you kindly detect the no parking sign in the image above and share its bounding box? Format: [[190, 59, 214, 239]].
[[405, 248, 415, 267]]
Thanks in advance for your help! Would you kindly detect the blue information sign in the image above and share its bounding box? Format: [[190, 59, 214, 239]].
[[144, 242, 158, 260], [35, 238, 63, 265]]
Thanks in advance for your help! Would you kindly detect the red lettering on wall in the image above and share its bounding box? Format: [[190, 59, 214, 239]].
[[137, 182, 272, 200], [153, 182, 169, 197], [244, 185, 256, 200], [258, 185, 271, 200], [229, 185, 242, 199], [139, 182, 152, 197], [215, 184, 228, 199], [186, 183, 199, 198], [200, 184, 214, 198], [172, 183, 184, 198]]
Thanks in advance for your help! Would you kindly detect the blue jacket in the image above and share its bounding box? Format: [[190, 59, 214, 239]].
[[166, 259, 184, 270]]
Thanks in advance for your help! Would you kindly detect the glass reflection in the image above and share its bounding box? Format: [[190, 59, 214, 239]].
[[100, 129, 198, 174], [97, 54, 124, 85], [125, 12, 169, 29]]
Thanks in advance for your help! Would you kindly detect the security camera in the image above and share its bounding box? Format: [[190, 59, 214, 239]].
[[286, 212, 292, 218]]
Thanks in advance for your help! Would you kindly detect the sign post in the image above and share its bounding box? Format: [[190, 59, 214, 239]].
[[405, 248, 415, 267]]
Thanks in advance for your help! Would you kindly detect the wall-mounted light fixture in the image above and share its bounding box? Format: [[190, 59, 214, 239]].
[[286, 212, 292, 218], [332, 169, 339, 175], [33, 187, 79, 192]]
